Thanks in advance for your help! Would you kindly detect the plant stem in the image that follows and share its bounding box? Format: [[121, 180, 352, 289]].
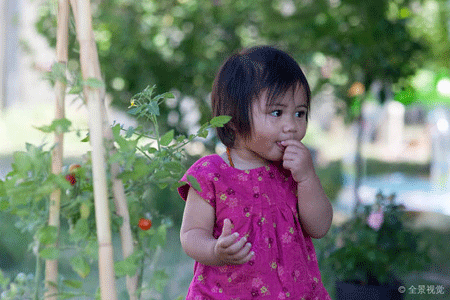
[[137, 256, 145, 300], [34, 242, 41, 300], [135, 146, 153, 160], [151, 115, 161, 151]]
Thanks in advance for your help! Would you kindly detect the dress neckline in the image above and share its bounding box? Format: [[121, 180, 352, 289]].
[[213, 153, 276, 172]]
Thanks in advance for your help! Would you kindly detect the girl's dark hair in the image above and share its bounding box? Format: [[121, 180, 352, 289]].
[[211, 45, 311, 148]]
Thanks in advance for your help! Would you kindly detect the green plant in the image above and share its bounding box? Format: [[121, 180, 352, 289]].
[[0, 84, 230, 299], [319, 191, 431, 287]]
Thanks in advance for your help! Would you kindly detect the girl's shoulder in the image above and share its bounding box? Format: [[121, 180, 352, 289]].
[[178, 154, 227, 203], [188, 154, 227, 172]]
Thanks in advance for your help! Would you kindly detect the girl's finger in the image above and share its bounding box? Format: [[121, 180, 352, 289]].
[[221, 218, 233, 237], [218, 232, 239, 249], [281, 139, 302, 147], [226, 236, 248, 254], [235, 249, 255, 265]]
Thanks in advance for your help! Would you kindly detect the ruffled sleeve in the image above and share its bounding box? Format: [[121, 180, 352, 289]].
[[178, 155, 218, 208]]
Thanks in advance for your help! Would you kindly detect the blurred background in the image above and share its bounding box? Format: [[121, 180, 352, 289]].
[[1, 0, 450, 299]]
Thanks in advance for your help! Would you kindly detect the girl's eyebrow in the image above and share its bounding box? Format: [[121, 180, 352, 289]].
[[268, 103, 308, 109]]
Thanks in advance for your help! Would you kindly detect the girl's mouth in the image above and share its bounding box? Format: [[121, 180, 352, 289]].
[[276, 141, 286, 151]]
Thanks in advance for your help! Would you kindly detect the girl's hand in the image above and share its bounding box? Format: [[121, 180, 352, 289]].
[[281, 140, 316, 183], [214, 219, 254, 265]]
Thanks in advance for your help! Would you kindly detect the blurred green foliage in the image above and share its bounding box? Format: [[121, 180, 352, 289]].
[[35, 0, 449, 133]]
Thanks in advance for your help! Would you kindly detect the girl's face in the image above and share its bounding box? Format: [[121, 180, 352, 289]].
[[233, 84, 308, 168]]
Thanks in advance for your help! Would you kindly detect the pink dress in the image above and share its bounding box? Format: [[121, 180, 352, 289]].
[[178, 154, 331, 300]]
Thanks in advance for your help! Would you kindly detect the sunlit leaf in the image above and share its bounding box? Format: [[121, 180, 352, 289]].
[[160, 129, 174, 146], [70, 255, 90, 278], [39, 247, 60, 259], [63, 279, 83, 289], [150, 270, 169, 293], [70, 219, 89, 242], [83, 77, 104, 88], [210, 115, 232, 127], [37, 225, 59, 245], [187, 175, 202, 192]]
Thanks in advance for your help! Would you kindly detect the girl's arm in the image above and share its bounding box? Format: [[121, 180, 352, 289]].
[[281, 140, 333, 239], [180, 187, 254, 265], [296, 175, 333, 239]]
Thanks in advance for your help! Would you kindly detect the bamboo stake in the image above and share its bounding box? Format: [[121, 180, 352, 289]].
[[69, 1, 138, 298], [45, 0, 69, 299], [75, 0, 117, 299]]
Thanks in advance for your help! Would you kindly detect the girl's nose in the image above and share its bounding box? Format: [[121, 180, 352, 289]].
[[282, 120, 297, 133]]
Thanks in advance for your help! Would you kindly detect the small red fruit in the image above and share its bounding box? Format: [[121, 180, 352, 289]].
[[138, 218, 152, 230], [65, 174, 76, 185]]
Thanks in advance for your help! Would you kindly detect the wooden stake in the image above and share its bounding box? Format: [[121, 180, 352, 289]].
[[75, 0, 117, 299], [70, 0, 138, 298], [45, 0, 69, 299]]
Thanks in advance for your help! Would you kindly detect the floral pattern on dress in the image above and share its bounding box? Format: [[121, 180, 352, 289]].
[[178, 154, 331, 300]]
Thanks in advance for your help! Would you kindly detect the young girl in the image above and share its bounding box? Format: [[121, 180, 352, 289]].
[[178, 45, 333, 299]]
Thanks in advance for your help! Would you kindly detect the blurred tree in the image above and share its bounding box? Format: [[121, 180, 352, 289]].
[[35, 0, 448, 210], [35, 0, 447, 128]]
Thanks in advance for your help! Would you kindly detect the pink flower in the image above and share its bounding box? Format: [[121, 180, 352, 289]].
[[367, 209, 384, 231]]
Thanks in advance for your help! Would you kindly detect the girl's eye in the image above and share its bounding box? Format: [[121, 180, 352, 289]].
[[296, 111, 307, 118], [270, 110, 282, 117]]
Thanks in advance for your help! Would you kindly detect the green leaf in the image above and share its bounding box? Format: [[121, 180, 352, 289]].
[[70, 255, 90, 278], [150, 270, 169, 293], [112, 124, 127, 149], [59, 292, 81, 300], [153, 170, 171, 180], [125, 126, 136, 138], [35, 182, 56, 199], [187, 175, 202, 192], [117, 171, 134, 181], [210, 115, 232, 127], [68, 85, 83, 94], [176, 134, 186, 143], [63, 279, 83, 289], [84, 240, 98, 260], [146, 101, 160, 116], [49, 173, 72, 190], [12, 151, 32, 175], [35, 118, 72, 134], [0, 180, 6, 197], [163, 161, 184, 173], [148, 147, 157, 154], [127, 107, 140, 115], [160, 129, 174, 146], [48, 62, 68, 84], [0, 269, 10, 290], [81, 133, 90, 142], [198, 129, 208, 138], [0, 199, 9, 211], [149, 224, 167, 249], [114, 259, 138, 278], [158, 182, 169, 189], [114, 250, 142, 278], [83, 77, 104, 88], [39, 247, 60, 259], [164, 92, 175, 99], [71, 219, 89, 242], [132, 158, 151, 178], [37, 225, 59, 245]]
